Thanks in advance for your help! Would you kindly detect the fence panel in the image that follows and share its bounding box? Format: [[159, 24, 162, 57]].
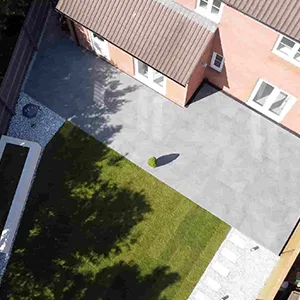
[[0, 0, 50, 134]]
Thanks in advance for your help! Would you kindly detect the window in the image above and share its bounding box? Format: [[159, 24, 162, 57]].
[[196, 0, 224, 22], [88, 30, 110, 60], [210, 52, 224, 72], [273, 35, 300, 67], [247, 79, 297, 122], [137, 60, 149, 78], [134, 59, 166, 94]]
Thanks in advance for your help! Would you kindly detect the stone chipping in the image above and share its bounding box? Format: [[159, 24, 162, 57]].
[[8, 93, 65, 148], [0, 94, 64, 282]]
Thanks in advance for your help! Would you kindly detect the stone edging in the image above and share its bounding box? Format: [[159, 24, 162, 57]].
[[0, 136, 41, 280]]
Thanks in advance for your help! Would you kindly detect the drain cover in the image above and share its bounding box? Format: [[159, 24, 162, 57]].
[[22, 104, 39, 119]]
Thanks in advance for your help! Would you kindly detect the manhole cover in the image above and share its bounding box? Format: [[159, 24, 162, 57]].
[[22, 104, 39, 119]]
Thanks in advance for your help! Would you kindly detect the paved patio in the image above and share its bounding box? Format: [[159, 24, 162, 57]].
[[23, 13, 300, 254]]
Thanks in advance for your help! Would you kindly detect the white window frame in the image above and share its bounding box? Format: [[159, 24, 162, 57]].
[[247, 78, 297, 122], [195, 0, 224, 23], [133, 58, 166, 95], [272, 34, 300, 68], [210, 52, 224, 72], [88, 30, 110, 60]]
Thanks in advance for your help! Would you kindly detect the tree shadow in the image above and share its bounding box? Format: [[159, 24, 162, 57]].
[[0, 123, 180, 299], [83, 261, 180, 300], [156, 153, 180, 167], [24, 11, 139, 145]]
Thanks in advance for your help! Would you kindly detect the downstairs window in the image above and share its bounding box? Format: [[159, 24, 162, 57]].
[[247, 79, 297, 122]]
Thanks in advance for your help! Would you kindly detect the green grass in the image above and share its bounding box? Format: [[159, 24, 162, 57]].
[[0, 122, 230, 300]]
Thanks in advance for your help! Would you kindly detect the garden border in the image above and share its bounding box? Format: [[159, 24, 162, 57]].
[[0, 135, 41, 279]]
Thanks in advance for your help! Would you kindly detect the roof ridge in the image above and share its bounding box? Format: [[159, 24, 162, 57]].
[[154, 0, 218, 32]]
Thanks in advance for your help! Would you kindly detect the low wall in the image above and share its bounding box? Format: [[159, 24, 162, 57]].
[[257, 222, 300, 300], [0, 136, 41, 281]]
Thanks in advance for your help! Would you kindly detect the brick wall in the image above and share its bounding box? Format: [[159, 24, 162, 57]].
[[166, 79, 187, 106], [205, 5, 300, 134], [108, 43, 135, 76], [72, 22, 92, 52], [186, 37, 214, 102]]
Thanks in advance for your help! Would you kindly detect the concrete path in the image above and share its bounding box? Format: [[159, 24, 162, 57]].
[[24, 13, 300, 254], [188, 229, 279, 300]]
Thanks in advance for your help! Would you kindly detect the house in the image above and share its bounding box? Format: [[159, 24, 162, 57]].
[[56, 0, 300, 135], [53, 1, 300, 299]]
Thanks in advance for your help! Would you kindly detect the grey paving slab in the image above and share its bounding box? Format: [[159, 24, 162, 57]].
[[24, 13, 300, 254]]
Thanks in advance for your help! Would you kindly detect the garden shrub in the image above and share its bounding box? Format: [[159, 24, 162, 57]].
[[148, 157, 157, 168]]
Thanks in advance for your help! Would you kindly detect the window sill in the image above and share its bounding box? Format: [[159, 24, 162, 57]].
[[247, 97, 297, 123], [210, 64, 223, 72], [272, 49, 300, 68]]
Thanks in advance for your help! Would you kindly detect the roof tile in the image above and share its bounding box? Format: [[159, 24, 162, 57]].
[[223, 0, 300, 42], [56, 0, 217, 86]]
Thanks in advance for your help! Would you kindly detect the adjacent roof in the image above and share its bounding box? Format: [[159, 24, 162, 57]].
[[56, 0, 217, 86], [223, 0, 300, 42]]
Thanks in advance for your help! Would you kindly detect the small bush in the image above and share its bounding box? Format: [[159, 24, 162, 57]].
[[148, 157, 157, 168]]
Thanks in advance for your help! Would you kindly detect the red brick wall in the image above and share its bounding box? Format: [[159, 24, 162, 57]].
[[72, 23, 92, 52], [166, 79, 187, 106], [282, 101, 300, 133], [205, 5, 300, 133], [108, 43, 134, 76], [186, 38, 214, 102]]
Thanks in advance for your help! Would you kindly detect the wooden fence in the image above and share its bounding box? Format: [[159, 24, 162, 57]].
[[0, 0, 50, 134], [257, 221, 300, 300]]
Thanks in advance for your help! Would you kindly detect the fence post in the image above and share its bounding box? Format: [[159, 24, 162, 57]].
[[0, 95, 14, 115], [23, 25, 38, 52]]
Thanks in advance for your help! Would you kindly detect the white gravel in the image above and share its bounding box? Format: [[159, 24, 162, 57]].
[[0, 93, 63, 282], [188, 228, 279, 300], [8, 93, 65, 148]]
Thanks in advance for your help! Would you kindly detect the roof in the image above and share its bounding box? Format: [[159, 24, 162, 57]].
[[223, 0, 300, 42], [56, 0, 217, 86]]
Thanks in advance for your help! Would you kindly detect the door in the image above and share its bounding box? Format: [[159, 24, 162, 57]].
[[89, 31, 110, 60], [134, 58, 166, 95]]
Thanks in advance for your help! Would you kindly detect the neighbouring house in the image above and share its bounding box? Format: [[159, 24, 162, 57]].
[[56, 0, 300, 135]]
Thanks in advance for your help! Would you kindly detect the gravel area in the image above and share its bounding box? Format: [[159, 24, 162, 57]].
[[8, 93, 65, 148], [0, 253, 8, 280], [188, 228, 279, 300]]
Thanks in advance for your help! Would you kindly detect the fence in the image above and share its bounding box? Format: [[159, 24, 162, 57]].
[[0, 0, 50, 134], [257, 221, 300, 300]]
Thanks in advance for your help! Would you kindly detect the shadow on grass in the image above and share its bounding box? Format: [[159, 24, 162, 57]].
[[0, 123, 180, 299], [84, 261, 180, 300]]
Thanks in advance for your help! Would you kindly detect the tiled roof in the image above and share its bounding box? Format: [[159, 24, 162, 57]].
[[56, 0, 217, 86], [224, 0, 300, 42]]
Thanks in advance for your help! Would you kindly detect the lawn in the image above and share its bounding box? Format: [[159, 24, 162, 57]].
[[0, 122, 230, 300]]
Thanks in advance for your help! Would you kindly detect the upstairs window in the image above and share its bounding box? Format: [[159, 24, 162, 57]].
[[210, 52, 224, 72], [196, 0, 223, 23], [273, 35, 300, 67]]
